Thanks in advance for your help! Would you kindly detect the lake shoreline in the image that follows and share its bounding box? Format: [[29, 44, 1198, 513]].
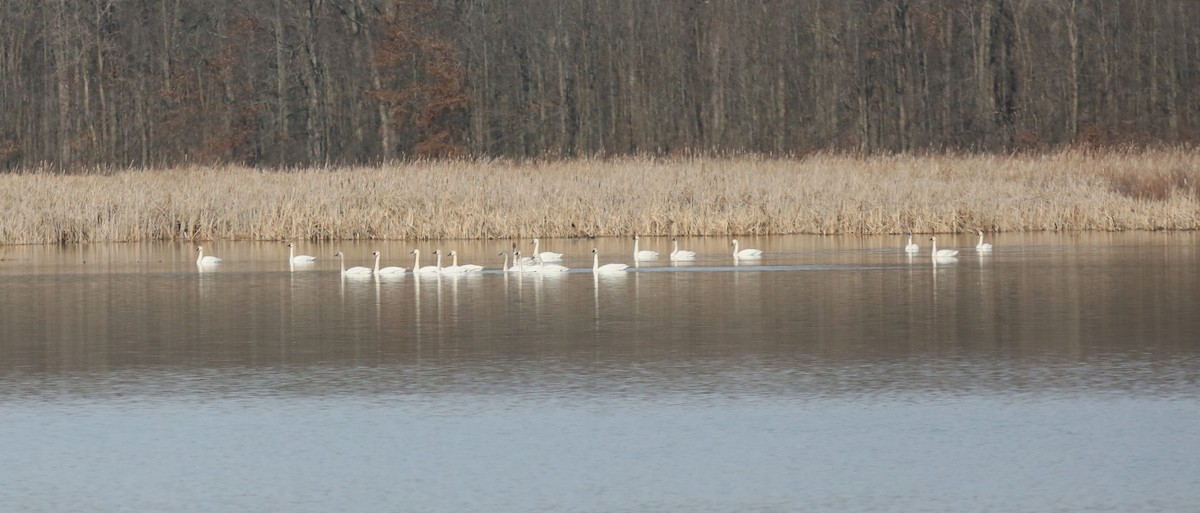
[[2, 149, 1198, 244]]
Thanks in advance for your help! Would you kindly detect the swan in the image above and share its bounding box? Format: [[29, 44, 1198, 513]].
[[929, 236, 959, 258], [449, 250, 483, 272], [592, 249, 628, 274], [500, 252, 522, 273], [513, 242, 534, 264], [511, 251, 539, 273], [287, 243, 317, 263], [731, 239, 763, 259], [536, 256, 570, 273], [904, 235, 919, 253], [669, 238, 696, 261], [531, 238, 564, 262], [410, 249, 441, 274], [633, 234, 659, 261], [372, 251, 406, 274], [440, 251, 465, 274], [976, 231, 993, 252], [195, 246, 222, 265], [335, 251, 373, 275]]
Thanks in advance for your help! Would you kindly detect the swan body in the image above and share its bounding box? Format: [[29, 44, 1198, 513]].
[[531, 239, 564, 262], [904, 235, 920, 253], [450, 251, 484, 272], [410, 249, 441, 274], [592, 249, 628, 274], [929, 237, 959, 258], [440, 253, 466, 274], [670, 238, 696, 261], [288, 243, 317, 263], [731, 239, 763, 259], [372, 251, 406, 274], [976, 231, 993, 252], [335, 251, 373, 275], [511, 251, 540, 273], [500, 252, 521, 273], [195, 246, 222, 265], [633, 235, 659, 261], [514, 243, 534, 264], [536, 257, 570, 273]]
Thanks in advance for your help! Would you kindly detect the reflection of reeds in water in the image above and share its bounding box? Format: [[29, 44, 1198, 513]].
[[3, 149, 1198, 244]]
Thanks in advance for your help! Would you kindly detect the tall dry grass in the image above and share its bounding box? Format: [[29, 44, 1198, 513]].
[[1, 149, 1198, 244]]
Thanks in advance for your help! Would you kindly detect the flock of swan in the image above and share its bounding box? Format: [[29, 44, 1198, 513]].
[[194, 232, 994, 275], [905, 231, 994, 259], [194, 237, 763, 275]]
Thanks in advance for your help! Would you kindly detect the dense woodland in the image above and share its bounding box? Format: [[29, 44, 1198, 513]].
[[1, 0, 1198, 169]]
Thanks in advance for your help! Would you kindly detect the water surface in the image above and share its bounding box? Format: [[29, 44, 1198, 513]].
[[2, 233, 1198, 512]]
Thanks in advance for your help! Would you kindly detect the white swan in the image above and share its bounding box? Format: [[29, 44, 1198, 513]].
[[500, 252, 521, 273], [536, 256, 570, 273], [410, 249, 440, 274], [287, 243, 317, 263], [976, 231, 993, 252], [440, 251, 465, 274], [195, 246, 222, 265], [449, 250, 483, 272], [592, 249, 628, 274], [904, 235, 920, 253], [669, 238, 696, 261], [511, 251, 539, 273], [335, 251, 373, 275], [633, 234, 659, 261], [372, 251, 406, 274], [731, 239, 763, 259], [531, 238, 564, 262], [513, 242, 534, 264], [929, 236, 959, 258]]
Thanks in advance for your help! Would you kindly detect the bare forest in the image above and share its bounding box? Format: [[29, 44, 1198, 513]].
[[1, 0, 1198, 170]]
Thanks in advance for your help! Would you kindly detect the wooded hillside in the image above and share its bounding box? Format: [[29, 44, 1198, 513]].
[[2, 0, 1196, 169]]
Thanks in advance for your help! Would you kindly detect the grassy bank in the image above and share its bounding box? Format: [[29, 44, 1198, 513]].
[[2, 149, 1198, 244]]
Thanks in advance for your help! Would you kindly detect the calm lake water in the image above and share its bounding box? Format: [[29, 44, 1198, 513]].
[[2, 233, 1199, 513]]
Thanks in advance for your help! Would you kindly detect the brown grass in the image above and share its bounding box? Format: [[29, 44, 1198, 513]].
[[1, 149, 1198, 244]]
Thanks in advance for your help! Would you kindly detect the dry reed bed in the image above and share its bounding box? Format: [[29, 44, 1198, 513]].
[[1, 150, 1198, 244]]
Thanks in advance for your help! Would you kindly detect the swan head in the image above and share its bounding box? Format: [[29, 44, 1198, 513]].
[[591, 248, 598, 255], [372, 251, 380, 257], [531, 239, 539, 245], [196, 246, 203, 253], [978, 230, 984, 236], [730, 239, 739, 246], [450, 250, 458, 256], [410, 249, 419, 255], [334, 251, 344, 257], [287, 243, 295, 249]]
